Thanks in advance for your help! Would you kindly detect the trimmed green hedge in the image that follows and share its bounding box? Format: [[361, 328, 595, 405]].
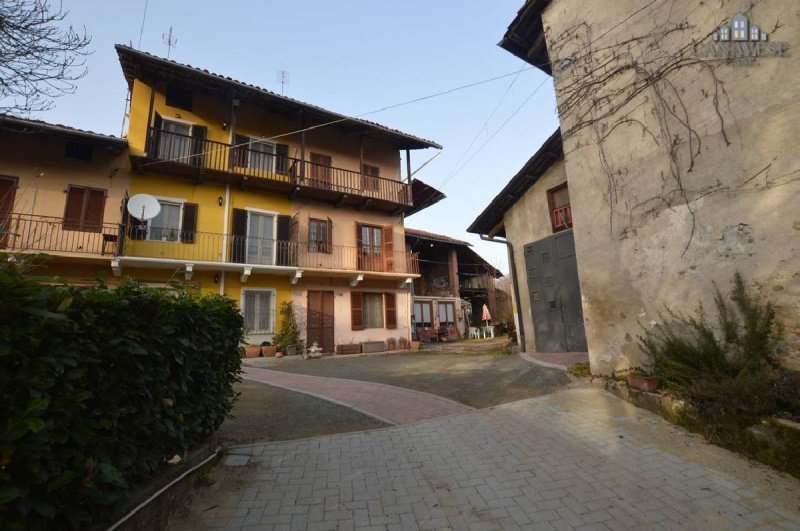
[[0, 262, 243, 529]]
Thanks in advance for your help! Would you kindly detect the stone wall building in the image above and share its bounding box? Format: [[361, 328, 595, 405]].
[[471, 0, 799, 373]]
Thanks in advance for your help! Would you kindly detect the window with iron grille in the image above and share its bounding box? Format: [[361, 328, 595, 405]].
[[243, 290, 274, 333], [547, 183, 572, 232]]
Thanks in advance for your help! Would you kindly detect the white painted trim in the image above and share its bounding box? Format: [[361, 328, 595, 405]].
[[116, 256, 298, 275], [241, 287, 277, 335], [244, 206, 279, 216], [244, 208, 279, 265], [146, 196, 186, 242], [161, 116, 195, 128]]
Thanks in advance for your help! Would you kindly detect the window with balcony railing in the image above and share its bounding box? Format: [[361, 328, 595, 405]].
[[547, 183, 572, 232]]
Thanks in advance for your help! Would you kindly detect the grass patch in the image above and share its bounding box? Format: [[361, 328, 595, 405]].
[[568, 361, 591, 377]]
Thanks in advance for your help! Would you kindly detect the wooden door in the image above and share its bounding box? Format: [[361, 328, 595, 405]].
[[0, 176, 17, 248], [310, 153, 332, 190], [307, 291, 334, 353]]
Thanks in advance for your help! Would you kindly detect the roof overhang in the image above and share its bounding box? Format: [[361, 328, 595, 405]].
[[0, 114, 127, 151], [498, 0, 553, 74], [115, 45, 441, 151], [407, 178, 446, 217], [467, 129, 562, 238]]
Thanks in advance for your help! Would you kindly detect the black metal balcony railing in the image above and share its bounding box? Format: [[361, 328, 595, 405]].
[[0, 214, 420, 275], [0, 213, 120, 256], [147, 128, 411, 206], [121, 226, 420, 274]]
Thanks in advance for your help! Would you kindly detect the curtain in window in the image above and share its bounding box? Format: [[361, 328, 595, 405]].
[[363, 293, 384, 328], [149, 202, 181, 241], [247, 212, 274, 265], [244, 291, 272, 333]]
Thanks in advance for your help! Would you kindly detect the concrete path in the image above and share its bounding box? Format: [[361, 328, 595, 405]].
[[519, 351, 589, 370], [171, 386, 800, 530], [241, 366, 473, 425]]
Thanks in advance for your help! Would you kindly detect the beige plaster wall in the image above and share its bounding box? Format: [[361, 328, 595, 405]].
[[541, 0, 800, 372], [503, 159, 569, 353], [290, 277, 412, 348]]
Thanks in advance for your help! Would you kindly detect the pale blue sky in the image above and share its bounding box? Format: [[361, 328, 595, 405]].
[[42, 0, 559, 273]]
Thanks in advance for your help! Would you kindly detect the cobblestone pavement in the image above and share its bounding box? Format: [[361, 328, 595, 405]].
[[171, 387, 800, 530], [241, 367, 473, 425]]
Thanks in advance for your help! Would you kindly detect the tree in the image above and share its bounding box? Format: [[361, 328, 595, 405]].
[[0, 0, 91, 115]]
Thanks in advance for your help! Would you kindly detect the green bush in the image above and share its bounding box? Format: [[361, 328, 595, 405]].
[[638, 272, 799, 476], [273, 301, 299, 353], [0, 259, 243, 529]]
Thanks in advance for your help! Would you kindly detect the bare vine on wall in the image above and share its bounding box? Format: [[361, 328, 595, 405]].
[[543, 1, 797, 255]]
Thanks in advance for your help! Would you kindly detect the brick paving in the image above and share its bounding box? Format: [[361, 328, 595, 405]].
[[241, 367, 473, 425], [172, 387, 800, 530]]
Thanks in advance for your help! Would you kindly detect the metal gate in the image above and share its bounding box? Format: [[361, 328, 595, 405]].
[[523, 230, 587, 352]]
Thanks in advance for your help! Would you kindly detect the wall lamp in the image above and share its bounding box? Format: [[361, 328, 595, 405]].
[[218, 196, 224, 206]]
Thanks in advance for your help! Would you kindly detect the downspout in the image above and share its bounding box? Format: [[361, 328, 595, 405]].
[[480, 234, 525, 350]]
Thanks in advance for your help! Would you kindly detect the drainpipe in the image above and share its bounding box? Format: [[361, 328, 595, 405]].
[[480, 234, 525, 350]]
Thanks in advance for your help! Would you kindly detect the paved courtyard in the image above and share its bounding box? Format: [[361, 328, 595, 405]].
[[170, 387, 800, 530]]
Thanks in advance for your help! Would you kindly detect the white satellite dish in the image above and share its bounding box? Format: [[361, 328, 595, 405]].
[[127, 194, 161, 221]]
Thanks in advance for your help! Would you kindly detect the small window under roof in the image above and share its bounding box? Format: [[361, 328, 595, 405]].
[[65, 141, 93, 161]]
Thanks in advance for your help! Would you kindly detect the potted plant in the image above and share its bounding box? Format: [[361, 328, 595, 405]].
[[398, 337, 409, 350], [244, 344, 261, 358], [260, 342, 278, 357], [625, 367, 660, 392], [387, 337, 397, 351], [410, 340, 421, 351], [274, 301, 300, 356]]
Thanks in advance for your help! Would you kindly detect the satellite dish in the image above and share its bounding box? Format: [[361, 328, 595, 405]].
[[127, 194, 161, 221]]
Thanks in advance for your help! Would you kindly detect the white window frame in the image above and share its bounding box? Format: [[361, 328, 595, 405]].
[[146, 195, 186, 242], [244, 207, 278, 265], [241, 288, 276, 334], [247, 138, 277, 172]]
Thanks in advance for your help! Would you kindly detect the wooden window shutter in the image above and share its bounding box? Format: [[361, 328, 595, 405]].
[[151, 113, 163, 157], [63, 187, 85, 230], [234, 135, 249, 167], [84, 189, 106, 232], [326, 217, 333, 253], [230, 208, 248, 263], [382, 225, 394, 272], [351, 292, 364, 331], [190, 125, 207, 167], [180, 203, 198, 243], [385, 293, 397, 330], [276, 143, 289, 175], [276, 215, 292, 266]]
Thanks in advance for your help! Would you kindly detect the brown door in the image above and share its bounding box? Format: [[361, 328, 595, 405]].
[[0, 176, 17, 248], [357, 223, 382, 271], [310, 153, 332, 190], [307, 291, 334, 353]]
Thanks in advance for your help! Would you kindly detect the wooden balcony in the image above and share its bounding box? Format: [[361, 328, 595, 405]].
[[130, 128, 412, 213]]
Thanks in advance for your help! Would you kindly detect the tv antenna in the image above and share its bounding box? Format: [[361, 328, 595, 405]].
[[162, 26, 177, 58], [277, 70, 289, 95]]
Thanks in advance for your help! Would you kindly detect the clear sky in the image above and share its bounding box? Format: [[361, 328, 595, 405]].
[[41, 0, 559, 274]]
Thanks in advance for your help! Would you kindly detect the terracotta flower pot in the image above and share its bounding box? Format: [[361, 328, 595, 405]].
[[260, 345, 278, 357], [245, 345, 261, 358], [410, 340, 421, 351], [626, 374, 660, 392]]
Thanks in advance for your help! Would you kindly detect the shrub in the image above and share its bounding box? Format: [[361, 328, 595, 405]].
[[0, 259, 243, 529], [638, 272, 799, 475], [568, 361, 591, 378], [273, 301, 299, 353]]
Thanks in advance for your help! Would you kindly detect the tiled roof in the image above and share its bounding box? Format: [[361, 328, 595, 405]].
[[405, 228, 472, 247], [115, 45, 441, 150], [0, 114, 127, 146]]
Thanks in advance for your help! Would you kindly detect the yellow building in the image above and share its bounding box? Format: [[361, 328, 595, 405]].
[[0, 114, 129, 283], [114, 45, 442, 350]]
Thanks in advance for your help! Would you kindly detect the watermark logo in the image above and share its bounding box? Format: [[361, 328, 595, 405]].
[[694, 12, 789, 65]]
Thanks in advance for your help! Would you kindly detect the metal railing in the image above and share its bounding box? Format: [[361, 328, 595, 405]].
[[147, 128, 410, 205], [0, 213, 120, 256], [121, 225, 420, 274]]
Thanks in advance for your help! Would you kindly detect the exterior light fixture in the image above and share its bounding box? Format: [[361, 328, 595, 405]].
[[218, 196, 224, 206]]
